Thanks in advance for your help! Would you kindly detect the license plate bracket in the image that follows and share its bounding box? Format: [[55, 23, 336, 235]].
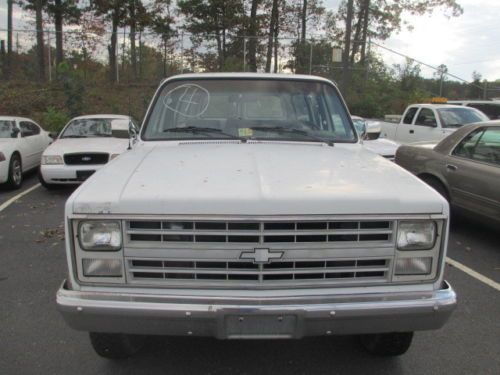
[[224, 314, 297, 339], [76, 170, 95, 181]]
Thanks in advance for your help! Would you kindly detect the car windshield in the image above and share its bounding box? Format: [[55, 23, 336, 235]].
[[0, 120, 16, 138], [437, 107, 489, 128], [142, 79, 356, 143], [61, 118, 122, 138]]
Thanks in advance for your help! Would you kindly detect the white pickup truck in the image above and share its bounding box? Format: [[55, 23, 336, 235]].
[[56, 73, 456, 360], [381, 104, 488, 144]]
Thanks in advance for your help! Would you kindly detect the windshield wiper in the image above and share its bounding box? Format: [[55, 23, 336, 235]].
[[62, 135, 87, 138], [163, 126, 243, 140], [444, 123, 464, 128], [249, 126, 334, 146]]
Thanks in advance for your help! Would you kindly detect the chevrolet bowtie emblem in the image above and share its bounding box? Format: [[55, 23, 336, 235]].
[[240, 248, 284, 264]]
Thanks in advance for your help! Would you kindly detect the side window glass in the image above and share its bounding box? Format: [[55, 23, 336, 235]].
[[28, 122, 41, 135], [453, 129, 485, 159], [471, 128, 500, 165], [19, 121, 34, 137], [415, 108, 437, 127], [403, 107, 418, 124]]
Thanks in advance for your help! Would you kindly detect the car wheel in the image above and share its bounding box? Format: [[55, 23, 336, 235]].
[[421, 175, 449, 202], [7, 154, 23, 189], [360, 332, 413, 356], [89, 332, 146, 359], [38, 168, 58, 190]]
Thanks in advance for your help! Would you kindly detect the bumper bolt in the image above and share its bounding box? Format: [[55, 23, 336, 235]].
[[76, 306, 83, 312], [185, 311, 191, 317], [239, 317, 244, 322], [330, 311, 336, 316]]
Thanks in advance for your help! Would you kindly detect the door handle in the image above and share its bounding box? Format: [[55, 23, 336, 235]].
[[409, 130, 414, 134], [446, 164, 457, 171]]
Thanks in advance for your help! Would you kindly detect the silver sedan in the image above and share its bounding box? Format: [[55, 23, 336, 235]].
[[395, 122, 500, 223]]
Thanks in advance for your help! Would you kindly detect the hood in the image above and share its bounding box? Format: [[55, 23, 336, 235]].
[[44, 137, 129, 155], [362, 138, 400, 157], [69, 141, 446, 216]]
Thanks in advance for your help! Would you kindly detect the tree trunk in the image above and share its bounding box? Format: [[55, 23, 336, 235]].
[[301, 0, 307, 42], [273, 24, 279, 73], [350, 5, 365, 64], [248, 0, 259, 72], [360, 0, 370, 65], [54, 0, 64, 66], [35, 0, 46, 81], [265, 0, 279, 73], [6, 0, 13, 78], [342, 0, 354, 92], [129, 3, 137, 78], [109, 13, 118, 83]]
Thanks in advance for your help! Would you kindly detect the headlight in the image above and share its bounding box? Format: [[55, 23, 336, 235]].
[[42, 155, 63, 165], [397, 221, 436, 250], [78, 221, 122, 251]]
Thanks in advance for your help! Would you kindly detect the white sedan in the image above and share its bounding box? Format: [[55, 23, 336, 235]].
[[0, 116, 53, 189], [39, 115, 137, 189]]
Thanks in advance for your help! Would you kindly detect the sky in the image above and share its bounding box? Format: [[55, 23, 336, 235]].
[[1, 0, 499, 82]]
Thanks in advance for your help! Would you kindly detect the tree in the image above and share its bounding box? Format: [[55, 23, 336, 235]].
[[247, 0, 261, 72], [22, 0, 48, 81], [150, 1, 176, 77], [126, 0, 150, 79], [178, 0, 244, 71], [91, 0, 128, 82], [327, 0, 463, 65], [46, 0, 80, 68], [6, 0, 14, 78], [265, 0, 279, 72]]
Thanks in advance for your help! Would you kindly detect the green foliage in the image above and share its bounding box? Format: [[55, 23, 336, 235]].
[[42, 107, 70, 132]]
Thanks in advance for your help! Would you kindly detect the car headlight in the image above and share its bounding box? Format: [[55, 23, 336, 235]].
[[42, 155, 63, 165], [78, 221, 122, 251], [397, 221, 436, 250]]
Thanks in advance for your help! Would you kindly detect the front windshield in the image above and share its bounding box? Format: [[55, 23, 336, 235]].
[[142, 79, 356, 143], [438, 107, 489, 128], [61, 118, 121, 138], [0, 120, 16, 138]]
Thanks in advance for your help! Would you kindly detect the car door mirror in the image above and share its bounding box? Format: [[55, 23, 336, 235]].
[[11, 127, 20, 138]]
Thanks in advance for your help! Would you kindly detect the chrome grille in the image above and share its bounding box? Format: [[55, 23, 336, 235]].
[[127, 257, 391, 285], [126, 220, 394, 245]]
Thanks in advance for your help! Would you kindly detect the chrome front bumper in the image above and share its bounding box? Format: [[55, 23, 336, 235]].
[[56, 281, 456, 339]]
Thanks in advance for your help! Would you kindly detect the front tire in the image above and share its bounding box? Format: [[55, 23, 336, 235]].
[[7, 154, 22, 189], [360, 332, 414, 356], [89, 332, 146, 359]]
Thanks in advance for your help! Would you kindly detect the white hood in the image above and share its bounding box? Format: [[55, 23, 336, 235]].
[[362, 138, 400, 157], [68, 141, 446, 216], [44, 137, 130, 156]]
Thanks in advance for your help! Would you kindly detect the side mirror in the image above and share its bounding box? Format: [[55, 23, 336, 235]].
[[11, 127, 20, 138]]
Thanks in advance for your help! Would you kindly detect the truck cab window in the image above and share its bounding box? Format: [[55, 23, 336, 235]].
[[415, 108, 437, 127], [403, 107, 418, 124]]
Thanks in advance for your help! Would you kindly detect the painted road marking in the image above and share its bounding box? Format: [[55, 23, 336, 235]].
[[0, 183, 41, 212], [446, 257, 500, 291]]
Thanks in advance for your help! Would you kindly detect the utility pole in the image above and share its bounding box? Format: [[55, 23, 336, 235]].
[[342, 0, 355, 93]]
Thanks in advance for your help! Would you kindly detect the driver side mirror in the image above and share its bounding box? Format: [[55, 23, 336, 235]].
[[11, 127, 20, 138]]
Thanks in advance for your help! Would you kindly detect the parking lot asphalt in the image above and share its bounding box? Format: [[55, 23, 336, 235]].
[[0, 185, 499, 375]]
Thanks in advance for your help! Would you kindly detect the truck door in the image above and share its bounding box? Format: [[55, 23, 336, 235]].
[[412, 108, 443, 143], [395, 107, 418, 143]]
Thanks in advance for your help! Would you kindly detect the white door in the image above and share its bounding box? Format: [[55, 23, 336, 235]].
[[18, 121, 41, 170], [411, 108, 443, 143], [395, 107, 419, 143]]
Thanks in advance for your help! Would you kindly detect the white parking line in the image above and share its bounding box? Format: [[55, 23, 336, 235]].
[[446, 257, 500, 291], [0, 183, 41, 212]]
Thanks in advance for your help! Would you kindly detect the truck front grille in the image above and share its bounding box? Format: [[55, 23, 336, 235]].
[[126, 220, 394, 245], [127, 257, 391, 285]]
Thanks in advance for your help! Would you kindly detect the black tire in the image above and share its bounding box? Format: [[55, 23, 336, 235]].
[[89, 332, 145, 359], [360, 332, 414, 356], [38, 168, 59, 190], [7, 154, 22, 189], [421, 175, 449, 202]]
